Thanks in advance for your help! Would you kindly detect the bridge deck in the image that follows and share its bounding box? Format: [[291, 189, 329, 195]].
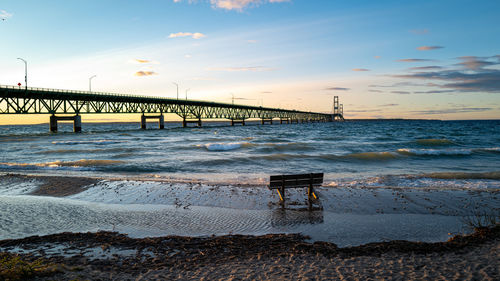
[[0, 85, 337, 121]]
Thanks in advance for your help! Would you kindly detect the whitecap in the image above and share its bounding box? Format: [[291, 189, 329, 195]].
[[199, 142, 249, 151]]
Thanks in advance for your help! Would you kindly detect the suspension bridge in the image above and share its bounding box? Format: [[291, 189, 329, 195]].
[[0, 85, 344, 132]]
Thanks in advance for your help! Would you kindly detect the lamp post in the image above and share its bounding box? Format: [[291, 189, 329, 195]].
[[89, 75, 97, 93], [185, 88, 190, 100], [17, 58, 27, 90], [231, 93, 234, 105], [172, 82, 179, 100]]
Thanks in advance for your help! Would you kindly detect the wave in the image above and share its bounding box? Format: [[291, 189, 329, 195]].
[[35, 147, 135, 155], [52, 140, 125, 145], [198, 142, 252, 151], [415, 139, 454, 146], [416, 171, 500, 180], [397, 147, 500, 156], [345, 152, 398, 161], [0, 159, 125, 170], [397, 148, 471, 156]]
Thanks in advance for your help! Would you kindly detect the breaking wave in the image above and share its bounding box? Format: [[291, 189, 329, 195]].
[[415, 139, 454, 146], [198, 142, 252, 151]]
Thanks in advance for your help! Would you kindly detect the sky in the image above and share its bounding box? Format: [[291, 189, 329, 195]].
[[1, 0, 499, 123]]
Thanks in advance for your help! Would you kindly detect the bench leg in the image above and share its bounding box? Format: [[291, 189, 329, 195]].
[[308, 186, 317, 200], [276, 189, 284, 201]]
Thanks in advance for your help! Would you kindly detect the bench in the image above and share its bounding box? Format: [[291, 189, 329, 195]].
[[268, 173, 323, 202]]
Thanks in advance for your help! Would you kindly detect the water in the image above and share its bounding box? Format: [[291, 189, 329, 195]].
[[1, 120, 499, 246], [1, 120, 499, 188]]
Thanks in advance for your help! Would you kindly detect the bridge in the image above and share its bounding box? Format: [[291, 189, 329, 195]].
[[0, 85, 344, 132]]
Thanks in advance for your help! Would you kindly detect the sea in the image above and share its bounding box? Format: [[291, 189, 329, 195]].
[[1, 119, 499, 246]]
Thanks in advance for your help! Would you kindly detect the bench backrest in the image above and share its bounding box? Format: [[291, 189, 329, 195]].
[[269, 173, 324, 188]]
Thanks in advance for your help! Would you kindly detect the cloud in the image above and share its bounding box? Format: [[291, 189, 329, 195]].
[[417, 46, 444, 51], [135, 59, 151, 63], [413, 90, 456, 94], [169, 32, 205, 39], [184, 54, 192, 58], [380, 104, 398, 107], [369, 89, 383, 93], [247, 40, 257, 43], [352, 68, 370, 72], [456, 56, 496, 70], [261, 91, 272, 94], [409, 66, 443, 71], [374, 56, 381, 59], [134, 71, 158, 76], [173, 0, 289, 11], [0, 10, 12, 20], [397, 58, 436, 62], [325, 87, 350, 91], [391, 91, 411, 94], [392, 55, 500, 93], [207, 66, 273, 72], [411, 108, 493, 115]]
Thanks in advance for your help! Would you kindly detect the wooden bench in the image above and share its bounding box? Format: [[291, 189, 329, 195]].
[[268, 173, 323, 202]]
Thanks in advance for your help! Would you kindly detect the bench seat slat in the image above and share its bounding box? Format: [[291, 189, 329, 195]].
[[268, 173, 324, 189]]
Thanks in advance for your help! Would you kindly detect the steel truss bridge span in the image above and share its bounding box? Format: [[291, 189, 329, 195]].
[[0, 85, 341, 132]]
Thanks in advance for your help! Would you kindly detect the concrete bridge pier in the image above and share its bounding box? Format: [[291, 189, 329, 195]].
[[231, 119, 245, 126], [261, 118, 273, 125], [141, 114, 165, 129], [50, 114, 82, 133], [280, 118, 290, 124], [183, 117, 202, 127], [290, 119, 299, 124]]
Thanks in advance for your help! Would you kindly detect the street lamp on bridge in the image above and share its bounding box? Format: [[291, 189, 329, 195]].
[[16, 58, 27, 90], [185, 88, 190, 100], [172, 82, 179, 100], [89, 75, 97, 93]]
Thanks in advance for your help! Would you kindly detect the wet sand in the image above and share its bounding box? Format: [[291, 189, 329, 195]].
[[1, 226, 499, 280], [1, 173, 499, 279], [0, 173, 99, 197]]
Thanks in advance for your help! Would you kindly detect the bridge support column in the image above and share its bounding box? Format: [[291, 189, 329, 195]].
[[231, 119, 245, 126], [280, 118, 290, 124], [159, 114, 165, 129], [183, 117, 202, 127], [141, 114, 165, 129], [141, 115, 147, 130], [74, 115, 82, 132], [261, 118, 273, 125], [49, 115, 82, 133]]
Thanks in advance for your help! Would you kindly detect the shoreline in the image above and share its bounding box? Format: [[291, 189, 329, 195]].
[[1, 226, 499, 280]]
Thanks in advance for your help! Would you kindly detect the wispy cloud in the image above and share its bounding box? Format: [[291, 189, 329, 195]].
[[0, 10, 12, 20], [392, 55, 500, 93], [374, 56, 381, 59], [352, 68, 370, 72], [169, 32, 206, 39], [413, 90, 455, 94], [397, 58, 436, 62], [134, 71, 158, 76], [369, 89, 383, 93], [409, 66, 443, 71], [380, 103, 398, 107], [207, 66, 273, 72], [456, 56, 496, 70], [391, 91, 411, 95], [325, 87, 350, 91], [417, 46, 444, 51], [411, 107, 493, 115], [173, 0, 290, 11]]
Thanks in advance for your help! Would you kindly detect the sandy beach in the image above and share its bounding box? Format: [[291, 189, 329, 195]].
[[0, 173, 499, 280], [1, 226, 499, 280]]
